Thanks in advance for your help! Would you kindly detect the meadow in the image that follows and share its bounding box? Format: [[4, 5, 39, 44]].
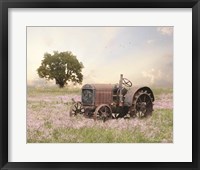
[[27, 86, 173, 143]]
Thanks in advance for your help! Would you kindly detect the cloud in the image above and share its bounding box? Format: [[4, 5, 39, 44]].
[[146, 39, 155, 44], [142, 68, 162, 84], [82, 69, 98, 84], [142, 65, 173, 87], [157, 27, 173, 36]]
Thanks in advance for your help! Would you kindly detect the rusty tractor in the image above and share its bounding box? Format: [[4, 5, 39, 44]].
[[70, 74, 154, 121]]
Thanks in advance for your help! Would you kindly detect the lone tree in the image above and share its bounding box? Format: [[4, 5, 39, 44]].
[[37, 51, 84, 88]]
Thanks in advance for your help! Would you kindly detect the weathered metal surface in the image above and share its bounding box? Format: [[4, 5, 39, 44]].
[[82, 84, 114, 106], [124, 86, 155, 107], [93, 84, 113, 106]]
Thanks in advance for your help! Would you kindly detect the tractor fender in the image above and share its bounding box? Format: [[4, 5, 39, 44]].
[[124, 86, 154, 107]]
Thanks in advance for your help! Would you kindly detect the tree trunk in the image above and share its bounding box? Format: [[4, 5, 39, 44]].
[[55, 79, 65, 88], [58, 83, 64, 88]]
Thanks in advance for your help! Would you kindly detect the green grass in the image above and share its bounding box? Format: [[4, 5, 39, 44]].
[[28, 86, 172, 97], [151, 87, 173, 101], [152, 87, 173, 96], [27, 109, 173, 143], [28, 86, 81, 96]]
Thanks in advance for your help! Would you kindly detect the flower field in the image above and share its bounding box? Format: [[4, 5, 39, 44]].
[[27, 86, 173, 143]]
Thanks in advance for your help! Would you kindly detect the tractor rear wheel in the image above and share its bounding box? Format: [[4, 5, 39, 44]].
[[132, 90, 153, 118]]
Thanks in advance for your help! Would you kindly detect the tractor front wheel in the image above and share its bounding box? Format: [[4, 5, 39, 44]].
[[94, 104, 112, 122], [69, 102, 85, 117]]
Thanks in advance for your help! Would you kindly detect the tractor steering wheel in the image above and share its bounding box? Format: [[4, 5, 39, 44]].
[[122, 78, 132, 87]]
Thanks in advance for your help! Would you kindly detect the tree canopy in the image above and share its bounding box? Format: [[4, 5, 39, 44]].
[[37, 51, 84, 88]]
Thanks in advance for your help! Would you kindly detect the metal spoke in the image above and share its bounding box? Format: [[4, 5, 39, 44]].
[[146, 97, 151, 105], [138, 97, 142, 102], [94, 104, 112, 122], [143, 95, 146, 102], [99, 110, 104, 115], [105, 107, 108, 113]]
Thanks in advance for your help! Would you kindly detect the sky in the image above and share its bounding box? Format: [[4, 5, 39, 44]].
[[27, 26, 173, 87]]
